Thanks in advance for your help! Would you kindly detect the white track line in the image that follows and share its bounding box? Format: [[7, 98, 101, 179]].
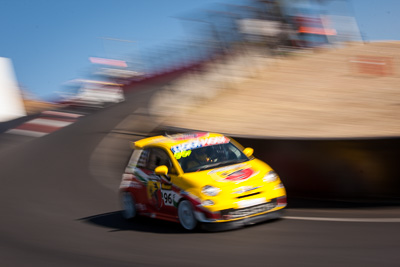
[[28, 118, 74, 127], [283, 216, 400, 223], [41, 110, 83, 118], [6, 129, 48, 137]]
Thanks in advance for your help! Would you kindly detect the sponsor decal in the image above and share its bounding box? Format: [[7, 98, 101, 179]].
[[171, 132, 209, 141], [147, 180, 163, 210], [171, 136, 229, 153], [208, 163, 259, 183], [225, 168, 255, 182]]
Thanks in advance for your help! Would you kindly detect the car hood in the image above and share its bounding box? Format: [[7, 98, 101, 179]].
[[181, 159, 273, 191]]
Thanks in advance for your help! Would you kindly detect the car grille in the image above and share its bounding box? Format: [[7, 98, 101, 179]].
[[236, 192, 260, 199], [221, 198, 277, 220]]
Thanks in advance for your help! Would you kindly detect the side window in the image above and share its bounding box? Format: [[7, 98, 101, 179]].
[[227, 144, 241, 159], [147, 148, 177, 175], [136, 149, 150, 169], [125, 149, 144, 173]]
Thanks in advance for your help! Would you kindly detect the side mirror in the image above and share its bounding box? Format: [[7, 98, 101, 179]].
[[155, 165, 168, 176], [243, 147, 254, 157]]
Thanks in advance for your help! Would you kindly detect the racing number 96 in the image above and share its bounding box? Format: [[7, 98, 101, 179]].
[[163, 192, 173, 205]]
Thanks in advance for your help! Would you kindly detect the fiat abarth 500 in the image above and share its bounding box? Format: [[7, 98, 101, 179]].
[[119, 132, 287, 231]]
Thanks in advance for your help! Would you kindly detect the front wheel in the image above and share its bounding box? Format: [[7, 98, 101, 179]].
[[121, 192, 137, 220], [178, 200, 198, 230]]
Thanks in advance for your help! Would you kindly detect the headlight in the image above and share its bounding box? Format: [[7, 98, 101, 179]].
[[274, 183, 285, 190], [202, 185, 220, 196], [263, 170, 278, 183]]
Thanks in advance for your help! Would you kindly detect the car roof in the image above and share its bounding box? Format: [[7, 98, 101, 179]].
[[133, 132, 227, 150]]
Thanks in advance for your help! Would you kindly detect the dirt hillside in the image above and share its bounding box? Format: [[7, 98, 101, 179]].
[[160, 41, 400, 138], [23, 99, 57, 115]]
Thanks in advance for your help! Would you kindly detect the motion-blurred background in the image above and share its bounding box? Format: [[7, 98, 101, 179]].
[[1, 1, 400, 266], [2, 0, 398, 119]]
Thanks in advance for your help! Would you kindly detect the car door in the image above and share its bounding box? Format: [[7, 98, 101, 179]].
[[153, 148, 180, 219], [142, 147, 179, 219]]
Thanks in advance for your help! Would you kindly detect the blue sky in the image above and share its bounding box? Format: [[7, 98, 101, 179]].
[[1, 0, 399, 101]]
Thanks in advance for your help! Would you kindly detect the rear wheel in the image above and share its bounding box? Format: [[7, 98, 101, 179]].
[[178, 200, 197, 230], [121, 192, 136, 220]]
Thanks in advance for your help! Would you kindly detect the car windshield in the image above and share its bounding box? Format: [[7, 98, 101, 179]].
[[173, 142, 249, 173]]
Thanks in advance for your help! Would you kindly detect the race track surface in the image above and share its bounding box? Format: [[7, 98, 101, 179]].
[[1, 81, 400, 267]]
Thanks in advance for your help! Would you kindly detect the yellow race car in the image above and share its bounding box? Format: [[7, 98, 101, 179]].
[[120, 132, 286, 231]]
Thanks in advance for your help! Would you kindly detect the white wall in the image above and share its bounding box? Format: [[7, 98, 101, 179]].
[[0, 57, 26, 122]]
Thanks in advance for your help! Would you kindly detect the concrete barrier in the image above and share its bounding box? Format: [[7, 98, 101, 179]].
[[233, 136, 400, 200]]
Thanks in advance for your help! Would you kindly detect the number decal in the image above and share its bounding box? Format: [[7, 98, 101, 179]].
[[174, 150, 192, 159], [161, 190, 179, 206], [163, 192, 173, 205]]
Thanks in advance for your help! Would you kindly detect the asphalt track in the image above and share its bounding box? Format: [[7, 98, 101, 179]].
[[1, 80, 400, 267]]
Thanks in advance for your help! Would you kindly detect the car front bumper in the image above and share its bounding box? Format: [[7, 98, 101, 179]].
[[201, 210, 284, 231]]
